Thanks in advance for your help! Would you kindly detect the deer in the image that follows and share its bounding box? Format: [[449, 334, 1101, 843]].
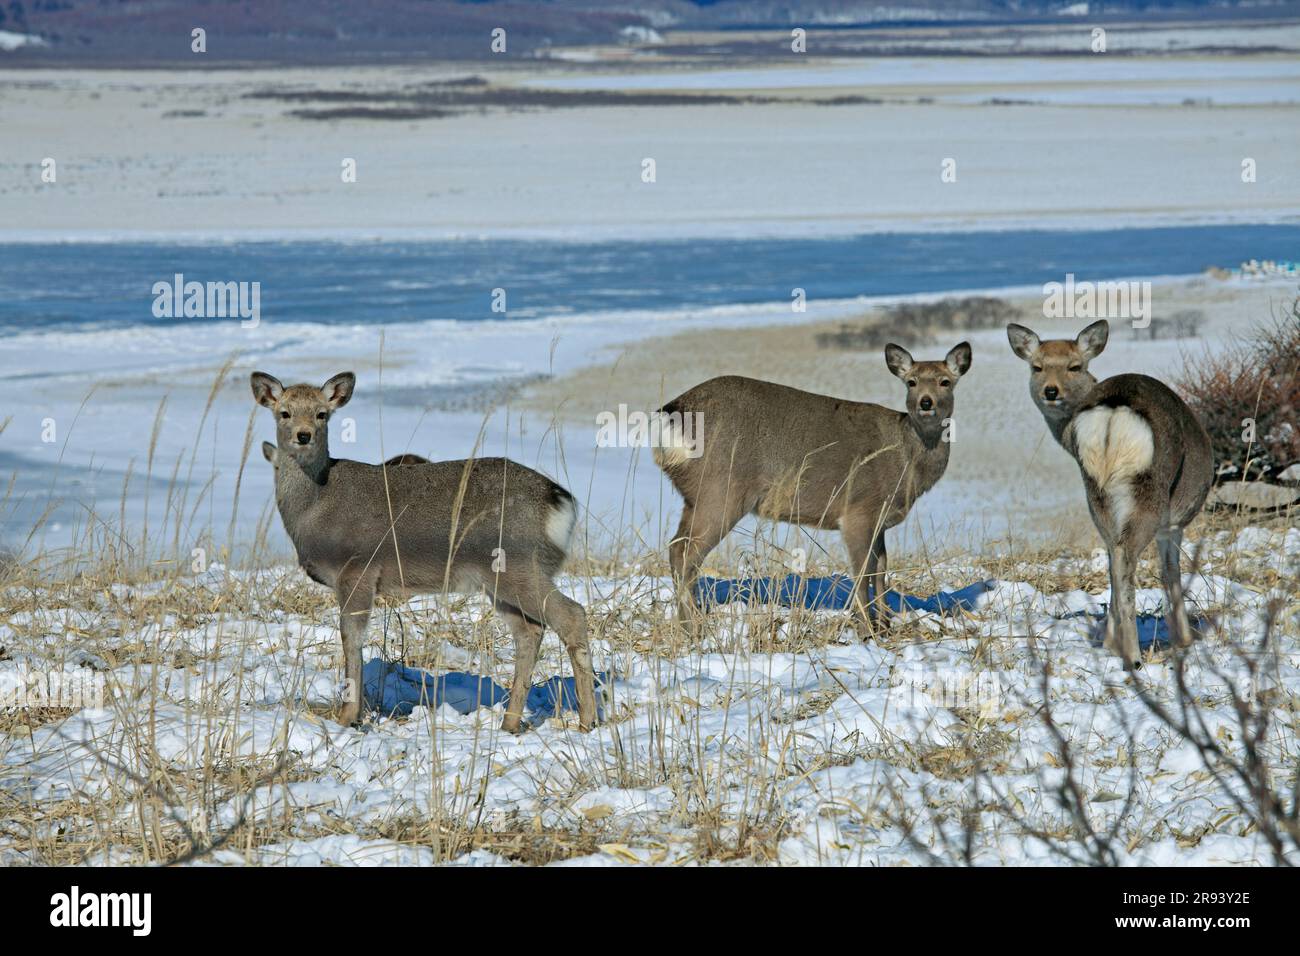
[[251, 371, 597, 732], [653, 342, 972, 637], [1005, 319, 1213, 669]]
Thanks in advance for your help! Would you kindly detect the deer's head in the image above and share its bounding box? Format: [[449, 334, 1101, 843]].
[[1006, 320, 1107, 426], [885, 341, 972, 438], [250, 371, 354, 471]]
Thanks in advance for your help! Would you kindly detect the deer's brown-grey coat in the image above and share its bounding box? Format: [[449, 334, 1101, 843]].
[[654, 342, 971, 635], [1007, 320, 1213, 668], [252, 371, 596, 731]]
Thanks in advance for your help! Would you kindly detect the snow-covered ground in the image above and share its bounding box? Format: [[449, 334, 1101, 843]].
[[1, 524, 1295, 866]]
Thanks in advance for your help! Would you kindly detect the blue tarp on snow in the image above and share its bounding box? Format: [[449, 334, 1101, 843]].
[[690, 573, 1204, 650], [691, 574, 994, 616], [1062, 610, 1208, 651], [362, 658, 609, 723]]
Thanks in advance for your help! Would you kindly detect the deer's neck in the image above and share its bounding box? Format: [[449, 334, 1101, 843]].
[[1043, 373, 1098, 451], [903, 413, 952, 492], [1042, 409, 1075, 449], [274, 451, 331, 540]]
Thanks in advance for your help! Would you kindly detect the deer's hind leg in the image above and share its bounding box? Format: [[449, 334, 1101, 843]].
[[542, 588, 597, 731], [1102, 544, 1139, 669], [668, 487, 754, 622], [1156, 527, 1194, 648], [495, 569, 597, 732], [1096, 490, 1160, 671]]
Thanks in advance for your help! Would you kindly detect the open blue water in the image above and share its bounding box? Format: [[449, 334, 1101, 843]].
[[2, 223, 1297, 333]]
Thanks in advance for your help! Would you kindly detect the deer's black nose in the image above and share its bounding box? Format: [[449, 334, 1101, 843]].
[[1043, 386, 1059, 401], [296, 431, 312, 445], [919, 396, 933, 411]]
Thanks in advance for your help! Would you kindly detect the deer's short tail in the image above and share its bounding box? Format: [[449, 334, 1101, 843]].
[[651, 403, 698, 471], [1071, 405, 1155, 529], [545, 485, 578, 554]]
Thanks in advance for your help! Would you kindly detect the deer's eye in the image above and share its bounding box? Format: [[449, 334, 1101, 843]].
[[906, 379, 917, 388], [1032, 365, 1043, 373], [1068, 365, 1082, 372], [279, 411, 290, 420], [940, 379, 951, 388], [316, 412, 327, 421]]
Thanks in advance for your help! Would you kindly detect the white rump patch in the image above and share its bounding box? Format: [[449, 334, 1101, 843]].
[[546, 495, 577, 552], [1070, 406, 1155, 530], [651, 411, 694, 469]]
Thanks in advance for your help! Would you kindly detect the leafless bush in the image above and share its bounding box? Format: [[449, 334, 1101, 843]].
[[816, 296, 1023, 351], [1175, 296, 1300, 481]]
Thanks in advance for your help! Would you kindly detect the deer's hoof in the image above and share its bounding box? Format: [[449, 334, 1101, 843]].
[[674, 611, 705, 634], [500, 717, 524, 735], [856, 619, 888, 643]]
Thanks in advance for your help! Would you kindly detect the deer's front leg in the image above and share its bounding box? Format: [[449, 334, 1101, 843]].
[[869, 535, 891, 627], [841, 506, 890, 639], [335, 564, 377, 726], [498, 608, 543, 735]]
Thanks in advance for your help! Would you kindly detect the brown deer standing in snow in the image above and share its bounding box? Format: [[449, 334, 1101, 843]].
[[653, 342, 972, 637], [252, 371, 596, 731], [1006, 320, 1213, 669]]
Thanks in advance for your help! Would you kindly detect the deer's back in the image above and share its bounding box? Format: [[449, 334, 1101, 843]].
[[659, 375, 922, 526], [282, 456, 572, 591]]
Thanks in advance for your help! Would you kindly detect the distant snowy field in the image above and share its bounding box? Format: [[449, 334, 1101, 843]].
[[1, 524, 1295, 866], [529, 56, 1300, 106]]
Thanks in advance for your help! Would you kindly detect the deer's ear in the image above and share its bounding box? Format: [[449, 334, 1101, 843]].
[[261, 441, 278, 465], [884, 343, 914, 379], [1076, 320, 1109, 360], [1005, 324, 1040, 362], [250, 372, 283, 408], [320, 372, 355, 409], [945, 341, 972, 378]]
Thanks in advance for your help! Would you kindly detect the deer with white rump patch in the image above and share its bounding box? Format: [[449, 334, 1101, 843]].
[[1006, 320, 1213, 669], [654, 342, 972, 636], [252, 371, 596, 731]]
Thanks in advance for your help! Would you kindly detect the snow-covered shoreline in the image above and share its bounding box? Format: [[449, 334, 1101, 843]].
[[5, 270, 1295, 563]]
